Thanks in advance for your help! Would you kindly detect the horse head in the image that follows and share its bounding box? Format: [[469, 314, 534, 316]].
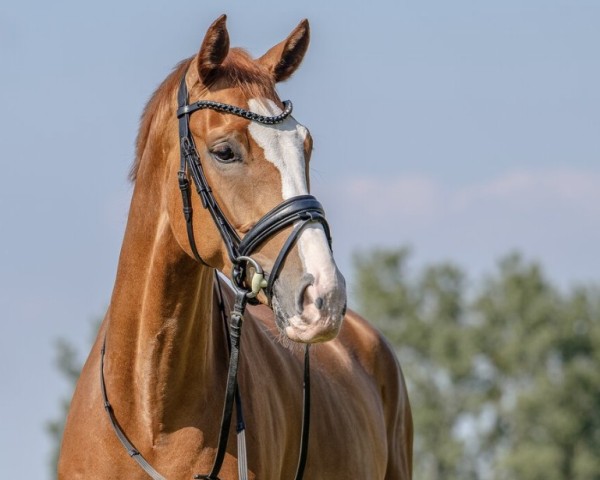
[[162, 15, 346, 343]]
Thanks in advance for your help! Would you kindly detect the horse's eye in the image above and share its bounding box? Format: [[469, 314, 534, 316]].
[[211, 144, 237, 163]]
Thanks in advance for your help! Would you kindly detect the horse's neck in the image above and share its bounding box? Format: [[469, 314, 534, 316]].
[[105, 178, 226, 436]]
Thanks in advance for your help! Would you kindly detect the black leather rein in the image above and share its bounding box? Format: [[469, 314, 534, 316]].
[[100, 72, 333, 480]]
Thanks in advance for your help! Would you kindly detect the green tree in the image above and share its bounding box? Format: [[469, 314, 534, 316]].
[[472, 255, 600, 480], [353, 248, 600, 480]]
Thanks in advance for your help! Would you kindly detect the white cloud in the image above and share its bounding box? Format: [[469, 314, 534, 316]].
[[453, 168, 600, 213], [318, 167, 600, 225]]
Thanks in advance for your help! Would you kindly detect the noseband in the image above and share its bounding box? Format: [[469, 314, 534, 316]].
[[100, 72, 333, 480]]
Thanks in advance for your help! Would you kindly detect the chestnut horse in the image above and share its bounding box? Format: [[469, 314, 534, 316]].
[[59, 15, 412, 479]]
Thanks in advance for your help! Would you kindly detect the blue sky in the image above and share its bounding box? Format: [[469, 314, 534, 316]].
[[1, 1, 599, 477]]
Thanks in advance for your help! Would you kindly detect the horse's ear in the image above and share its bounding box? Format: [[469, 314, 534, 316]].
[[197, 14, 230, 83], [259, 19, 310, 83]]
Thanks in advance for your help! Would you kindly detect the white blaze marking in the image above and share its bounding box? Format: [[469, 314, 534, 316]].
[[247, 99, 308, 199], [248, 99, 338, 293]]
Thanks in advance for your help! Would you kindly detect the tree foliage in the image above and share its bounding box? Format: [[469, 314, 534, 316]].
[[353, 248, 600, 480]]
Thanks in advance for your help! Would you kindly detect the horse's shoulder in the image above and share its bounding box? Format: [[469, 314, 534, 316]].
[[336, 309, 403, 384], [339, 308, 413, 468]]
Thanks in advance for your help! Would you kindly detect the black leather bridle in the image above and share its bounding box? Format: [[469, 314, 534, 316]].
[[100, 72, 333, 480], [176, 74, 331, 300]]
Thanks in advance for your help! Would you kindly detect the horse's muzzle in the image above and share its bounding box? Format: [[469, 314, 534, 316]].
[[275, 267, 347, 343]]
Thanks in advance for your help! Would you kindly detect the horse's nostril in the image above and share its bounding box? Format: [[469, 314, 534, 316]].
[[296, 274, 315, 315], [314, 297, 324, 310]]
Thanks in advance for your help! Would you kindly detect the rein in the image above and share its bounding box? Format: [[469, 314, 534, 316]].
[[100, 72, 331, 479]]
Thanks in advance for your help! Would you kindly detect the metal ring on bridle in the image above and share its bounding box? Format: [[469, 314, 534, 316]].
[[232, 256, 268, 299]]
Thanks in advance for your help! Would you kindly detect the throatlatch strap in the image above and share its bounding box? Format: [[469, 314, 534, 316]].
[[178, 170, 206, 265]]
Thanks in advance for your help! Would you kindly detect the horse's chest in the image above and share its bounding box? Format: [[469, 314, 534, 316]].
[[309, 379, 388, 477], [241, 360, 388, 478]]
